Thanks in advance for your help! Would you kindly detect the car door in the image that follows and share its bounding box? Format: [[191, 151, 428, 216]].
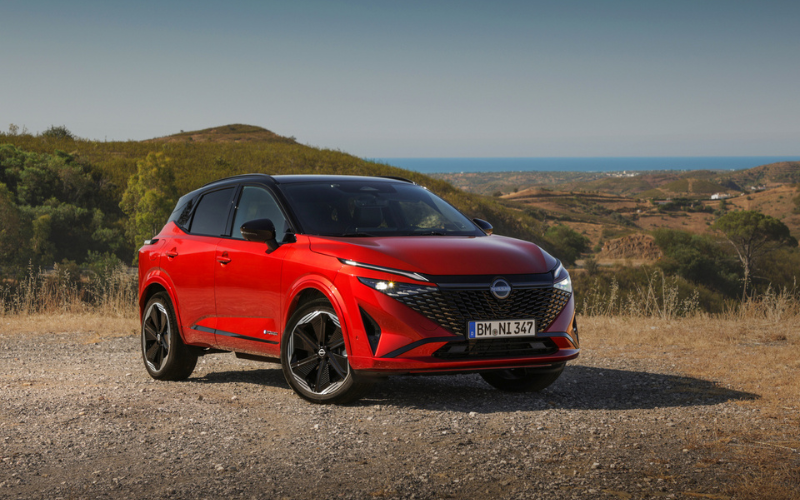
[[213, 185, 291, 357], [160, 186, 236, 347]]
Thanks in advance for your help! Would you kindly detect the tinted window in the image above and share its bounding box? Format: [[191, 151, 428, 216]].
[[232, 186, 288, 240], [189, 188, 235, 236], [280, 181, 482, 237], [167, 195, 196, 229]]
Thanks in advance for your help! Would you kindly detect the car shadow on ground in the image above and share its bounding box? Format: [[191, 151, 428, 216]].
[[191, 364, 758, 413]]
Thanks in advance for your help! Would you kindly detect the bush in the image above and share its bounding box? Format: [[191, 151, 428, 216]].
[[544, 224, 590, 265], [40, 125, 75, 140]]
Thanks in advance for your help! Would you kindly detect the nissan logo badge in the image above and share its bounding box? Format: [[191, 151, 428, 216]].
[[490, 278, 512, 300]]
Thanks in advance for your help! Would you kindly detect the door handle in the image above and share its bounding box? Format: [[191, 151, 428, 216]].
[[217, 252, 231, 264], [166, 248, 178, 258]]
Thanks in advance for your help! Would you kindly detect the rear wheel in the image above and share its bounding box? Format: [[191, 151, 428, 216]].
[[480, 365, 564, 392], [141, 292, 197, 381], [281, 298, 374, 404]]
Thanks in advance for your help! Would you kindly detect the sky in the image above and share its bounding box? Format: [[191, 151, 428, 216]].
[[2, 0, 799, 158]]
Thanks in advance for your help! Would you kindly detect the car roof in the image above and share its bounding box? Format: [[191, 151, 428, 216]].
[[272, 174, 413, 184]]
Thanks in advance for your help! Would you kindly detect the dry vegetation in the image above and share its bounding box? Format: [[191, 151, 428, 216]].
[[1, 265, 137, 335]]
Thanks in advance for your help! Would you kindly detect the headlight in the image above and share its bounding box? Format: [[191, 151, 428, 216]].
[[553, 262, 572, 293], [358, 277, 437, 297]]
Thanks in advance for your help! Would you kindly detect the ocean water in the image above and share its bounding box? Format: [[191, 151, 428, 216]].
[[372, 156, 800, 174]]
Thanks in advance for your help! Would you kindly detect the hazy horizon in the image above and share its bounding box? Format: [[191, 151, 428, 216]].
[[3, 0, 799, 158]]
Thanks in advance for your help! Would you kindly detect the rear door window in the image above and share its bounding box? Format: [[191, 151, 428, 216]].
[[189, 187, 235, 236]]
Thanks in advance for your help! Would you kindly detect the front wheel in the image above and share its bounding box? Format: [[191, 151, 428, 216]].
[[480, 365, 564, 392], [281, 299, 374, 404], [141, 292, 198, 381]]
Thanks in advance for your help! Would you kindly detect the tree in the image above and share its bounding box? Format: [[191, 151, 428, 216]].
[[713, 211, 797, 300], [120, 152, 178, 257], [653, 228, 739, 297], [40, 125, 75, 140], [544, 224, 590, 266], [0, 183, 24, 265]]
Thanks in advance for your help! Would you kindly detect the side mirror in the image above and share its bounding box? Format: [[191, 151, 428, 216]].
[[473, 218, 493, 236], [241, 219, 280, 253]]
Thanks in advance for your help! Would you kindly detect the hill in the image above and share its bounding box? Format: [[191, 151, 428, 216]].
[[0, 125, 548, 263], [434, 163, 800, 199], [719, 161, 800, 189], [145, 124, 297, 145]]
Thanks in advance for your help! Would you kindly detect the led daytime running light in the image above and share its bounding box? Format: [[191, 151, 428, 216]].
[[339, 259, 429, 282]]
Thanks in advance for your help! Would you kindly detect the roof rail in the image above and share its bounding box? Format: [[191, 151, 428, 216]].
[[200, 173, 272, 188]]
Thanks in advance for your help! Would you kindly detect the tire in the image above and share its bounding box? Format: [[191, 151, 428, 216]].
[[281, 298, 374, 404], [480, 365, 565, 393], [141, 292, 198, 381]]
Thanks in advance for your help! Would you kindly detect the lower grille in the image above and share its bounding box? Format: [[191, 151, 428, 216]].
[[433, 337, 558, 359], [392, 286, 571, 336]]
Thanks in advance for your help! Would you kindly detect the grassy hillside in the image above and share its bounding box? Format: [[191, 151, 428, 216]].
[[720, 161, 800, 188], [662, 178, 726, 194], [0, 126, 546, 249], [145, 124, 297, 145]]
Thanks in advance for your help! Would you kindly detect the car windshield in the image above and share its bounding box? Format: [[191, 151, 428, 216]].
[[280, 181, 485, 237]]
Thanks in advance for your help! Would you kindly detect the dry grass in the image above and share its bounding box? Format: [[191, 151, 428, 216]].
[[1, 264, 138, 340], [1, 313, 137, 340], [1, 263, 137, 318]]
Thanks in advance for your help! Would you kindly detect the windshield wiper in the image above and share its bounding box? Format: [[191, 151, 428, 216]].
[[413, 231, 446, 236]]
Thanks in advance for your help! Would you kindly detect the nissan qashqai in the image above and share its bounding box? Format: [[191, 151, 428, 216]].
[[138, 174, 579, 403]]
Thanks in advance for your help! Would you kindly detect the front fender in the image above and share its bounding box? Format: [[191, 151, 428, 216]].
[[283, 272, 356, 356]]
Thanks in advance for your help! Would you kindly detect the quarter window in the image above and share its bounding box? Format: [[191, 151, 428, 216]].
[[189, 188, 235, 236]]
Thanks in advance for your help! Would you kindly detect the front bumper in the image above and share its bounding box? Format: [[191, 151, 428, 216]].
[[350, 348, 579, 374], [335, 268, 580, 374]]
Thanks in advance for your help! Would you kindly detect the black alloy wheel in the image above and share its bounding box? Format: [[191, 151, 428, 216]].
[[143, 302, 170, 371], [281, 299, 374, 404], [140, 292, 197, 381]]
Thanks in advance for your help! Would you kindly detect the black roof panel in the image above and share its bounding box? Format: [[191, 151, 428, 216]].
[[272, 174, 412, 184]]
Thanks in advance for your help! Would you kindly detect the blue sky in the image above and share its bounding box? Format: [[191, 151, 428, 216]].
[[2, 0, 799, 157]]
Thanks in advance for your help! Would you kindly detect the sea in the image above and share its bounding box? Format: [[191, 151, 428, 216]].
[[371, 156, 800, 174]]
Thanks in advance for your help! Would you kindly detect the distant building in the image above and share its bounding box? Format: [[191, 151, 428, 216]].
[[604, 171, 639, 178], [710, 193, 731, 200]]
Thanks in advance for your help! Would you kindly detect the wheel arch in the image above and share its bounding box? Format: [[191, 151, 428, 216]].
[[139, 273, 188, 344], [284, 277, 353, 353], [287, 288, 328, 318], [140, 283, 168, 318]]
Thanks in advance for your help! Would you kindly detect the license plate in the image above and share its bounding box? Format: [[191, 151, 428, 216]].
[[468, 319, 536, 339]]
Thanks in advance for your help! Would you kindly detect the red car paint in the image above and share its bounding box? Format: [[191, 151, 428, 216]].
[[138, 174, 578, 381]]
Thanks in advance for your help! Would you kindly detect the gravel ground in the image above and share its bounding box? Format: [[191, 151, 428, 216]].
[[0, 330, 769, 499]]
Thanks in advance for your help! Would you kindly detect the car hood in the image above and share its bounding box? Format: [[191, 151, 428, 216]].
[[309, 235, 554, 277]]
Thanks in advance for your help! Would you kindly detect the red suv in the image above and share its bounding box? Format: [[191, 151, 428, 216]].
[[138, 174, 578, 403]]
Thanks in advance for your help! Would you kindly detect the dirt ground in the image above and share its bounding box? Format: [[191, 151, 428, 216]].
[[0, 316, 798, 499]]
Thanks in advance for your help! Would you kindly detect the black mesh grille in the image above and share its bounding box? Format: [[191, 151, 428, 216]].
[[390, 286, 571, 336], [433, 337, 558, 359]]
